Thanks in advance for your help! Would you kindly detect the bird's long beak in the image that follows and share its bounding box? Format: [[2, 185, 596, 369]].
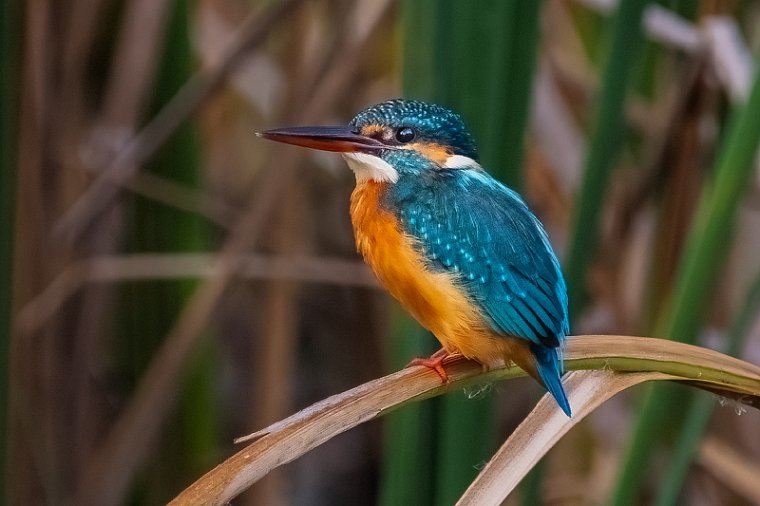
[[257, 126, 384, 153]]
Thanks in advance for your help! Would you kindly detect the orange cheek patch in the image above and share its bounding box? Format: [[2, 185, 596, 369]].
[[405, 142, 452, 165]]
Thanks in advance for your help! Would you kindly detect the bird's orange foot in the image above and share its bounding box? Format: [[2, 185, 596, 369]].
[[406, 348, 454, 382]]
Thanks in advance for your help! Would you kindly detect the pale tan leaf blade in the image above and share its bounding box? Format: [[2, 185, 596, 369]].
[[170, 336, 760, 506], [455, 370, 672, 506]]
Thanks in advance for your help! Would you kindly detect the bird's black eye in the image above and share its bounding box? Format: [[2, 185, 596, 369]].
[[395, 127, 415, 143]]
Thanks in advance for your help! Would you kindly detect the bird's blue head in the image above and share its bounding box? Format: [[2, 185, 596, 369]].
[[259, 99, 481, 184], [349, 99, 478, 161]]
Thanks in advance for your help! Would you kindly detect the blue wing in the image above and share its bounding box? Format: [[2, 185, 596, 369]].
[[390, 168, 569, 348]]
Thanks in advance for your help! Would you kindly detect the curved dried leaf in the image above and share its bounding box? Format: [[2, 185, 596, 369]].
[[170, 336, 760, 506]]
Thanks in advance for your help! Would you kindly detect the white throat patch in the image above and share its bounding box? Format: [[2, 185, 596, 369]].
[[341, 152, 399, 184]]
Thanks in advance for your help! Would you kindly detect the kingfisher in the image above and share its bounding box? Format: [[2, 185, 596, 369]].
[[259, 99, 571, 416]]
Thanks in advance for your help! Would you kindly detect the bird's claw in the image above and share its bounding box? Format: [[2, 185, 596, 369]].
[[405, 348, 455, 382]]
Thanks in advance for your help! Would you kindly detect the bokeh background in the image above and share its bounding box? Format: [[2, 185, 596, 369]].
[[4, 0, 760, 504]]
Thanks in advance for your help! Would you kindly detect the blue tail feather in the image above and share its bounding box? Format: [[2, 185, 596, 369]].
[[530, 344, 571, 417]]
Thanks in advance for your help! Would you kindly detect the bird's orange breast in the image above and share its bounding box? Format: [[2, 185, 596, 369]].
[[349, 181, 527, 366]]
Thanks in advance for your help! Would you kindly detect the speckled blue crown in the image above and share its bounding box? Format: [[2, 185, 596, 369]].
[[350, 99, 479, 161]]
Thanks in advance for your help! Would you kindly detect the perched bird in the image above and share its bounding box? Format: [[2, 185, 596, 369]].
[[259, 99, 571, 416]]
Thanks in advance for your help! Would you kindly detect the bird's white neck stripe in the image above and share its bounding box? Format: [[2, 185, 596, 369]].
[[443, 154, 481, 169], [341, 152, 399, 184]]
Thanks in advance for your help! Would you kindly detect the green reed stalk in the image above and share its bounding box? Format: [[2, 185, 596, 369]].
[[118, 0, 218, 501], [611, 53, 760, 506], [0, 0, 21, 498], [565, 0, 648, 322]]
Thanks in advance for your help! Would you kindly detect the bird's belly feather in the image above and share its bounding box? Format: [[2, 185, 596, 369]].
[[350, 181, 531, 367]]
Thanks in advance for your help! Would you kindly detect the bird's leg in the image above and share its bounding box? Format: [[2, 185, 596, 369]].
[[406, 348, 455, 382]]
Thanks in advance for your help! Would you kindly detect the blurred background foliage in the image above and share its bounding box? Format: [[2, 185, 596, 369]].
[[4, 0, 760, 504]]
